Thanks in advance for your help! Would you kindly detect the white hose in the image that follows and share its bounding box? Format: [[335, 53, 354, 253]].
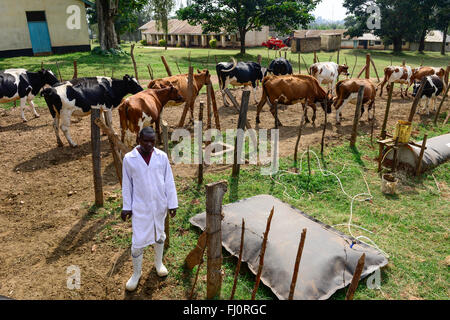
[[272, 149, 389, 258]]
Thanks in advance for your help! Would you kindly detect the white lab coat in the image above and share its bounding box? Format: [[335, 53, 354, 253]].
[[122, 147, 178, 249]]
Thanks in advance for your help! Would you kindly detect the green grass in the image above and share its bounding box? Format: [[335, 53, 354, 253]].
[[87, 118, 449, 300]]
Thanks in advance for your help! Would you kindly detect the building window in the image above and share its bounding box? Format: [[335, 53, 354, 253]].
[[375, 41, 381, 45]]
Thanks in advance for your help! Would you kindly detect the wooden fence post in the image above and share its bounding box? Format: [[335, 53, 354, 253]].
[[415, 134, 428, 176], [230, 219, 245, 300], [224, 88, 252, 129], [433, 82, 450, 125], [381, 83, 394, 139], [321, 106, 327, 155], [313, 51, 317, 63], [161, 55, 173, 76], [251, 207, 275, 300], [345, 253, 366, 300], [350, 86, 365, 148], [288, 228, 307, 300], [91, 109, 103, 207], [232, 90, 250, 178], [178, 66, 194, 127], [365, 54, 371, 79], [73, 60, 78, 79], [408, 78, 427, 122], [206, 180, 228, 299], [294, 113, 304, 172], [104, 113, 123, 185], [147, 64, 154, 80], [298, 53, 301, 74], [198, 102, 204, 185], [208, 83, 221, 130], [161, 120, 169, 155], [55, 61, 63, 82]]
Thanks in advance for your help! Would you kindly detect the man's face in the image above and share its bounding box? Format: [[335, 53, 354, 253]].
[[138, 132, 156, 154]]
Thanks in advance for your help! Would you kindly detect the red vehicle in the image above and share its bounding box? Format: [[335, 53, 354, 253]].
[[262, 37, 287, 50]]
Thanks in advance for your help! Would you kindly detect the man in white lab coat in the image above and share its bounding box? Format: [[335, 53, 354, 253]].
[[121, 126, 178, 291]]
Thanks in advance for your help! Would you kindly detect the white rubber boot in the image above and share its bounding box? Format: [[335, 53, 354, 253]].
[[154, 242, 168, 277], [126, 249, 143, 291]]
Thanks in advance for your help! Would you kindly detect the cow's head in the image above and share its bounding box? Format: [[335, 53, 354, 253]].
[[196, 69, 212, 85], [338, 64, 350, 77], [412, 81, 422, 97], [123, 74, 143, 94], [40, 69, 59, 86], [160, 84, 184, 103]]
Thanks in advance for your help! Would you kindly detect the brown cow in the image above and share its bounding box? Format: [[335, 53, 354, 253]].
[[411, 66, 447, 92], [256, 74, 333, 127], [333, 78, 377, 124], [378, 65, 413, 98], [147, 69, 211, 122], [118, 86, 183, 148]]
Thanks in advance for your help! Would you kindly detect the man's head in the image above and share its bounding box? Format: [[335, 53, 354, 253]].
[[138, 126, 156, 154]]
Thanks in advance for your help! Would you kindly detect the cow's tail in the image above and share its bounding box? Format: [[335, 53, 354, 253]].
[[221, 58, 237, 73]]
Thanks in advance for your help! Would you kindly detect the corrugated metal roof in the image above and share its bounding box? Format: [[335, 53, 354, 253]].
[[294, 29, 347, 39], [139, 19, 223, 35], [425, 30, 450, 43]]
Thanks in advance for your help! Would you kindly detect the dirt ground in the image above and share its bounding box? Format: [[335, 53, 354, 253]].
[[0, 83, 446, 299]]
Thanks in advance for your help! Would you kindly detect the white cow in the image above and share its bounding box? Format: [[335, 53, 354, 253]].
[[309, 62, 350, 95], [378, 65, 413, 98]]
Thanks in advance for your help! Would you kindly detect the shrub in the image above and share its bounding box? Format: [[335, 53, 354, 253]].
[[140, 39, 147, 46], [159, 39, 167, 47], [209, 38, 217, 48]]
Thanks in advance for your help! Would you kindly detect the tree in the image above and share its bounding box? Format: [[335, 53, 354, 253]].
[[89, 0, 150, 50], [150, 0, 176, 50], [434, 1, 450, 55], [343, 0, 425, 53], [177, 0, 319, 54]]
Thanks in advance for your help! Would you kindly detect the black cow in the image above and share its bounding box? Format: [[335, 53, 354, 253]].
[[264, 58, 293, 77], [216, 58, 264, 106], [41, 75, 143, 147], [412, 75, 444, 115], [0, 68, 58, 122]]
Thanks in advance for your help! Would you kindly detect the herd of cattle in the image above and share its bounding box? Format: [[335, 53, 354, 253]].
[[0, 57, 446, 148]]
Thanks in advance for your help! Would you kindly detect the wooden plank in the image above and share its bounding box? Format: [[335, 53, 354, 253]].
[[232, 90, 250, 178], [206, 180, 228, 299], [350, 86, 365, 147], [91, 108, 103, 207], [345, 253, 366, 300]]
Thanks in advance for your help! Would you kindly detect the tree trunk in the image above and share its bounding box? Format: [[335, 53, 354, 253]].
[[393, 37, 402, 54], [418, 28, 427, 53], [442, 26, 448, 56], [239, 29, 246, 55], [97, 0, 119, 51]]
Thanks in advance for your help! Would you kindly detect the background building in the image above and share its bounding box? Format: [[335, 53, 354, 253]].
[[0, 0, 92, 58], [139, 19, 269, 48]]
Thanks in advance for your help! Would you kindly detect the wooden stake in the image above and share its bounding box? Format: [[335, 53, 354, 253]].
[[365, 54, 371, 79], [251, 207, 275, 300], [294, 115, 304, 172], [321, 107, 327, 155], [357, 65, 367, 79], [55, 61, 63, 82], [408, 78, 427, 122], [73, 60, 78, 79], [104, 112, 123, 186], [298, 53, 301, 74], [94, 118, 131, 155], [337, 50, 340, 65], [301, 56, 310, 75], [232, 90, 250, 178], [91, 109, 103, 207], [198, 102, 204, 185], [370, 58, 380, 82], [351, 54, 358, 78], [345, 253, 366, 300], [224, 88, 252, 129], [350, 85, 365, 147], [130, 44, 139, 81], [206, 84, 212, 130], [161, 120, 169, 155], [189, 235, 207, 299], [415, 134, 428, 176], [161, 55, 173, 76], [208, 83, 221, 130], [206, 180, 228, 299], [433, 83, 450, 125], [230, 219, 245, 300], [381, 83, 394, 139], [147, 64, 154, 80], [273, 99, 279, 129], [175, 59, 182, 74], [288, 228, 307, 300]]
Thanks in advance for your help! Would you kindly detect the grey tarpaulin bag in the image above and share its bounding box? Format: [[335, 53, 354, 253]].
[[190, 194, 388, 300]]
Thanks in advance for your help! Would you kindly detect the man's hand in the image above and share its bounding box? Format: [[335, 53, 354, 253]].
[[121, 210, 132, 221], [168, 208, 177, 218]]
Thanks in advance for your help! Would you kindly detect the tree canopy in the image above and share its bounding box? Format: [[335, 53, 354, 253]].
[[177, 0, 320, 54]]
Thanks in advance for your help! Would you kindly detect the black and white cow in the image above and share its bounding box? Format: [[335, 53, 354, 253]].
[[41, 75, 143, 147], [216, 58, 264, 106], [264, 58, 293, 77], [0, 68, 58, 122], [412, 75, 444, 115]]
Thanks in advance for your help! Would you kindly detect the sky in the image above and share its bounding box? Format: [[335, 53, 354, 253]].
[[312, 0, 348, 21]]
